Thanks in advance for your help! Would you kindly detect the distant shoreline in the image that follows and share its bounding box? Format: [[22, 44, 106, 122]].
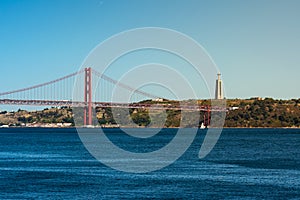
[[0, 126, 299, 129], [1, 98, 300, 128]]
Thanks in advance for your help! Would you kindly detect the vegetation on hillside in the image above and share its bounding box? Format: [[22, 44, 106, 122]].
[[0, 107, 74, 126], [225, 98, 300, 127], [0, 98, 300, 128]]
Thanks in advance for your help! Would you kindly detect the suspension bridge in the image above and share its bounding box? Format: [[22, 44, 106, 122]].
[[0, 68, 225, 126]]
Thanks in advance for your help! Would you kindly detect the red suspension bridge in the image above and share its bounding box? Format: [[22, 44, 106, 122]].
[[0, 68, 225, 126]]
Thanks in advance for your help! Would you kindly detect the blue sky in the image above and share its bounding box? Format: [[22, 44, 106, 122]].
[[0, 0, 300, 102]]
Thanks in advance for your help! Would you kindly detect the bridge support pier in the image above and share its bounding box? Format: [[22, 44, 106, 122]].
[[203, 108, 211, 127], [84, 67, 92, 126]]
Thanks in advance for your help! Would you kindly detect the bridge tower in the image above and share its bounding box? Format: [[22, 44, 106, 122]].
[[84, 67, 92, 126], [203, 107, 211, 127]]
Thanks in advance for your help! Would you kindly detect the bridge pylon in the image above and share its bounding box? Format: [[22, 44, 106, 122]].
[[84, 67, 92, 126]]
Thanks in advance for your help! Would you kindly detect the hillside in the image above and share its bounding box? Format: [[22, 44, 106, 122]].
[[225, 98, 300, 128], [0, 98, 300, 128]]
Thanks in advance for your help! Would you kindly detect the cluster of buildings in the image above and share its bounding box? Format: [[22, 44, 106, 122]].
[[0, 123, 73, 128]]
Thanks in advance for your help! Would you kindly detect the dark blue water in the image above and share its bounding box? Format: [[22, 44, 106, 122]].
[[0, 128, 299, 199]]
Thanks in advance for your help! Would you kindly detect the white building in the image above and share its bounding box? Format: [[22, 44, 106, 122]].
[[215, 73, 224, 99]]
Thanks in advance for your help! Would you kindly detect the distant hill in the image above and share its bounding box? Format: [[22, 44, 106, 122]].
[[225, 98, 300, 128], [0, 98, 300, 128]]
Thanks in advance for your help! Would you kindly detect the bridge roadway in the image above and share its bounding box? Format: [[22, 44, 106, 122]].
[[0, 99, 226, 112]]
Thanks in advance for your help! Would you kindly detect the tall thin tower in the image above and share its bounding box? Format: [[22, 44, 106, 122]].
[[215, 73, 223, 99], [84, 67, 92, 126]]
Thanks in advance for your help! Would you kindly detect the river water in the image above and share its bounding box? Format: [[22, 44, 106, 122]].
[[0, 128, 299, 199]]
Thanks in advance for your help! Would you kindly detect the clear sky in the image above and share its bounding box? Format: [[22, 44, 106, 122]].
[[0, 0, 300, 101]]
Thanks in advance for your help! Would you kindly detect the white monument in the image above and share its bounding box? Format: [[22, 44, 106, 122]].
[[215, 73, 223, 99]]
